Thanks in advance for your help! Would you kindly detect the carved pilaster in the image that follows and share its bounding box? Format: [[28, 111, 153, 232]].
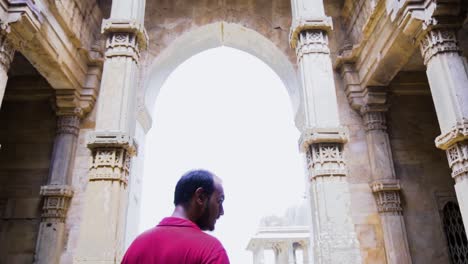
[[420, 28, 460, 66], [371, 180, 403, 215], [87, 131, 136, 185], [39, 185, 73, 222]]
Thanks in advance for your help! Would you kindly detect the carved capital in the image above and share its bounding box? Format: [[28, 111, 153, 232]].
[[39, 184, 73, 222], [305, 142, 347, 179], [57, 114, 80, 136], [88, 147, 132, 184], [0, 31, 14, 73], [370, 179, 403, 214], [419, 28, 460, 65], [87, 131, 137, 155], [102, 19, 148, 61], [361, 105, 389, 132], [87, 131, 137, 184], [446, 141, 468, 182], [435, 121, 468, 150], [295, 30, 330, 60], [299, 127, 348, 152], [289, 17, 332, 49]]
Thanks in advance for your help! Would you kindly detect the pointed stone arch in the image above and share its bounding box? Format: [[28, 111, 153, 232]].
[[139, 22, 303, 131]]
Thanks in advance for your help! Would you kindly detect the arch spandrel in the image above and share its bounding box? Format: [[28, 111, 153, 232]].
[[141, 21, 303, 130]]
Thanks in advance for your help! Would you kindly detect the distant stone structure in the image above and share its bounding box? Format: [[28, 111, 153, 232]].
[[0, 0, 467, 264], [247, 199, 311, 264]]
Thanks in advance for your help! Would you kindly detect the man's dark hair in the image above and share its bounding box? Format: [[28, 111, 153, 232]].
[[174, 169, 215, 206]]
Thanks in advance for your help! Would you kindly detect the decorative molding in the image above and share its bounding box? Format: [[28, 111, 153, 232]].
[[370, 179, 403, 214], [39, 184, 73, 222], [446, 141, 468, 183], [435, 121, 468, 150], [306, 142, 347, 179], [299, 127, 348, 152], [340, 63, 363, 111], [56, 114, 80, 136], [419, 28, 460, 65], [295, 30, 330, 60], [289, 17, 332, 49]]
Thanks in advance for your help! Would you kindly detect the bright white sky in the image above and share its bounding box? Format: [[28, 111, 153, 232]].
[[139, 46, 306, 263]]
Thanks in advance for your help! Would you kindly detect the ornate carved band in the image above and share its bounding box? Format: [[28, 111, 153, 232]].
[[57, 115, 80, 136], [371, 180, 403, 214], [39, 185, 74, 222], [435, 121, 468, 150], [295, 30, 330, 60], [420, 29, 460, 65], [87, 131, 137, 184], [446, 141, 468, 182], [0, 32, 15, 73], [102, 19, 148, 62], [306, 142, 347, 179]]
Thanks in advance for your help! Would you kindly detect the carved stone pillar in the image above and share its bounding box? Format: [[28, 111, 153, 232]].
[[290, 1, 362, 262], [0, 30, 14, 109], [74, 2, 147, 261], [360, 90, 412, 264], [35, 112, 81, 264], [300, 129, 361, 264], [419, 26, 468, 234]]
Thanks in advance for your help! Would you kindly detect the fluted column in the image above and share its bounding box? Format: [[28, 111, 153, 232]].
[[418, 26, 468, 234], [290, 0, 361, 263], [74, 0, 148, 263], [0, 30, 14, 109], [35, 111, 81, 264], [359, 89, 412, 264]]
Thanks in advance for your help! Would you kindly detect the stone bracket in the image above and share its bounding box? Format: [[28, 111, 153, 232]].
[[299, 127, 348, 152], [87, 131, 138, 156], [289, 17, 333, 49]]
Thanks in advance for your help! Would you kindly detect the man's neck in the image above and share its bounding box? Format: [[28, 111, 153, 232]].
[[172, 205, 190, 220]]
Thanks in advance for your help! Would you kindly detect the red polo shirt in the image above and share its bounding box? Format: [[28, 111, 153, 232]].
[[122, 217, 230, 264]]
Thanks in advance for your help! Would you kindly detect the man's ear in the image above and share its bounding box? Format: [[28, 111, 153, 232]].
[[194, 187, 207, 205]]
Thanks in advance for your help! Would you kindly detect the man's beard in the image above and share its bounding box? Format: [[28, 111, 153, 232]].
[[195, 201, 214, 231]]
